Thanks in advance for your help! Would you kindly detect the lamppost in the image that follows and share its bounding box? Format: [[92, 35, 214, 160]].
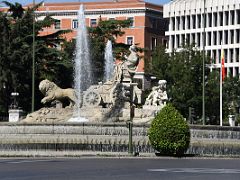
[[128, 83, 134, 155], [31, 0, 35, 112], [11, 92, 19, 109], [122, 83, 135, 156], [202, 0, 206, 125]]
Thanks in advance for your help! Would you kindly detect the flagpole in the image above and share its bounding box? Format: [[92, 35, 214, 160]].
[[220, 57, 223, 126], [202, 0, 206, 125], [220, 42, 223, 126]]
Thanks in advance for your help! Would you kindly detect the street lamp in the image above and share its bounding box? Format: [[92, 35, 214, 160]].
[[32, 0, 35, 112], [11, 92, 19, 109]]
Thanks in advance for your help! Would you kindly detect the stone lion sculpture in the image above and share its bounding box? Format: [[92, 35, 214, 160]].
[[39, 79, 76, 108]]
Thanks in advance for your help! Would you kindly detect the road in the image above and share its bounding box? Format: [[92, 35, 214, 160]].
[[0, 157, 239, 180]]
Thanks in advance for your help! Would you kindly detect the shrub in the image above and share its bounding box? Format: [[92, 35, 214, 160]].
[[148, 103, 190, 156]]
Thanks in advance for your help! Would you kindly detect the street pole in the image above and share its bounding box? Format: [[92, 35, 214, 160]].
[[128, 83, 134, 155], [31, 0, 35, 112], [202, 0, 206, 125]]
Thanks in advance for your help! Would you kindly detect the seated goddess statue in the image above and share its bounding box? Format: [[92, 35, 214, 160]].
[[112, 44, 140, 82], [125, 44, 139, 71]]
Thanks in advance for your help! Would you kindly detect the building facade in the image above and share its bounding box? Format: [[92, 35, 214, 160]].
[[164, 0, 240, 77], [35, 0, 167, 76]]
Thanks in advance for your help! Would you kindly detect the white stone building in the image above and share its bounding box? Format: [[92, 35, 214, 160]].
[[164, 0, 240, 77]]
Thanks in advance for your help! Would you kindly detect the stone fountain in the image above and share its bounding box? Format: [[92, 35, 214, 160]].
[[23, 5, 168, 124], [104, 40, 114, 82], [23, 43, 168, 123]]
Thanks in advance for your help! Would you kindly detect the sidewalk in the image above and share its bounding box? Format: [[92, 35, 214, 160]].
[[0, 150, 154, 158], [0, 150, 240, 158]]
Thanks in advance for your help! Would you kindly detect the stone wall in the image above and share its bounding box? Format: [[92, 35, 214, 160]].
[[0, 123, 240, 156]]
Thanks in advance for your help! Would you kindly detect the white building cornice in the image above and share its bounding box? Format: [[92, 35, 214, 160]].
[[36, 8, 162, 17]]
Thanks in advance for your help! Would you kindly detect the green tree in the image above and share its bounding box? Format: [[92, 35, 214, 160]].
[[0, 2, 72, 113], [205, 71, 220, 124], [151, 45, 213, 122], [222, 76, 240, 119], [0, 11, 11, 114], [150, 45, 169, 78], [2, 1, 24, 19], [88, 19, 132, 82], [148, 103, 190, 156], [151, 44, 240, 124]]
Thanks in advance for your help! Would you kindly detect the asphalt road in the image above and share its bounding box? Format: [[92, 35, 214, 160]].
[[0, 157, 239, 180]]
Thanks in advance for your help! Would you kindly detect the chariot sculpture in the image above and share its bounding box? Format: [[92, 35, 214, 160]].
[[25, 44, 167, 123]]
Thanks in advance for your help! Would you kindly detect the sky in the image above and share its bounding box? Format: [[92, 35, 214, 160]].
[[2, 0, 171, 6]]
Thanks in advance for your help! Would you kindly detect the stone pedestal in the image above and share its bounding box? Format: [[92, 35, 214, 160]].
[[8, 109, 23, 122]]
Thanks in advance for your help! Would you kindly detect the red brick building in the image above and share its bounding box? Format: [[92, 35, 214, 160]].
[[35, 0, 167, 82], [1, 0, 167, 88]]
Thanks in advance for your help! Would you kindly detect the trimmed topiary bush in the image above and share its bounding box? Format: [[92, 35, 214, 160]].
[[148, 103, 190, 156]]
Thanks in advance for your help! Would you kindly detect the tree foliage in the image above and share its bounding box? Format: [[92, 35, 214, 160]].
[[88, 19, 132, 82], [151, 44, 240, 124], [152, 45, 209, 119], [148, 103, 190, 156], [0, 2, 72, 113]]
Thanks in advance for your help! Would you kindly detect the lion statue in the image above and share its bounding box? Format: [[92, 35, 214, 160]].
[[39, 79, 76, 108]]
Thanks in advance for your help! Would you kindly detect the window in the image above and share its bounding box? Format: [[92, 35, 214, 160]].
[[219, 12, 223, 26], [72, 19, 78, 29], [127, 17, 134, 27], [176, 17, 180, 30], [186, 34, 190, 45], [236, 29, 240, 43], [230, 49, 233, 62], [172, 17, 175, 30], [212, 50, 216, 62], [171, 35, 175, 49], [176, 35, 180, 47], [237, 10, 240, 24], [197, 33, 200, 47], [151, 37, 157, 50], [109, 17, 115, 21], [182, 16, 185, 30], [213, 31, 217, 45], [225, 11, 229, 26], [192, 15, 196, 29], [54, 20, 61, 29], [236, 49, 239, 62], [207, 32, 211, 46], [191, 34, 195, 45], [213, 12, 217, 27], [163, 39, 168, 48], [219, 31, 223, 44], [126, 36, 133, 45], [151, 18, 157, 29], [230, 10, 235, 25], [187, 15, 190, 29], [90, 19, 97, 27], [230, 30, 234, 44], [181, 34, 185, 45], [197, 14, 201, 28], [224, 30, 228, 44], [208, 13, 212, 27]]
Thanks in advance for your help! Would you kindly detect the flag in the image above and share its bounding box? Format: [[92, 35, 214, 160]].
[[221, 50, 225, 81], [220, 47, 225, 126]]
